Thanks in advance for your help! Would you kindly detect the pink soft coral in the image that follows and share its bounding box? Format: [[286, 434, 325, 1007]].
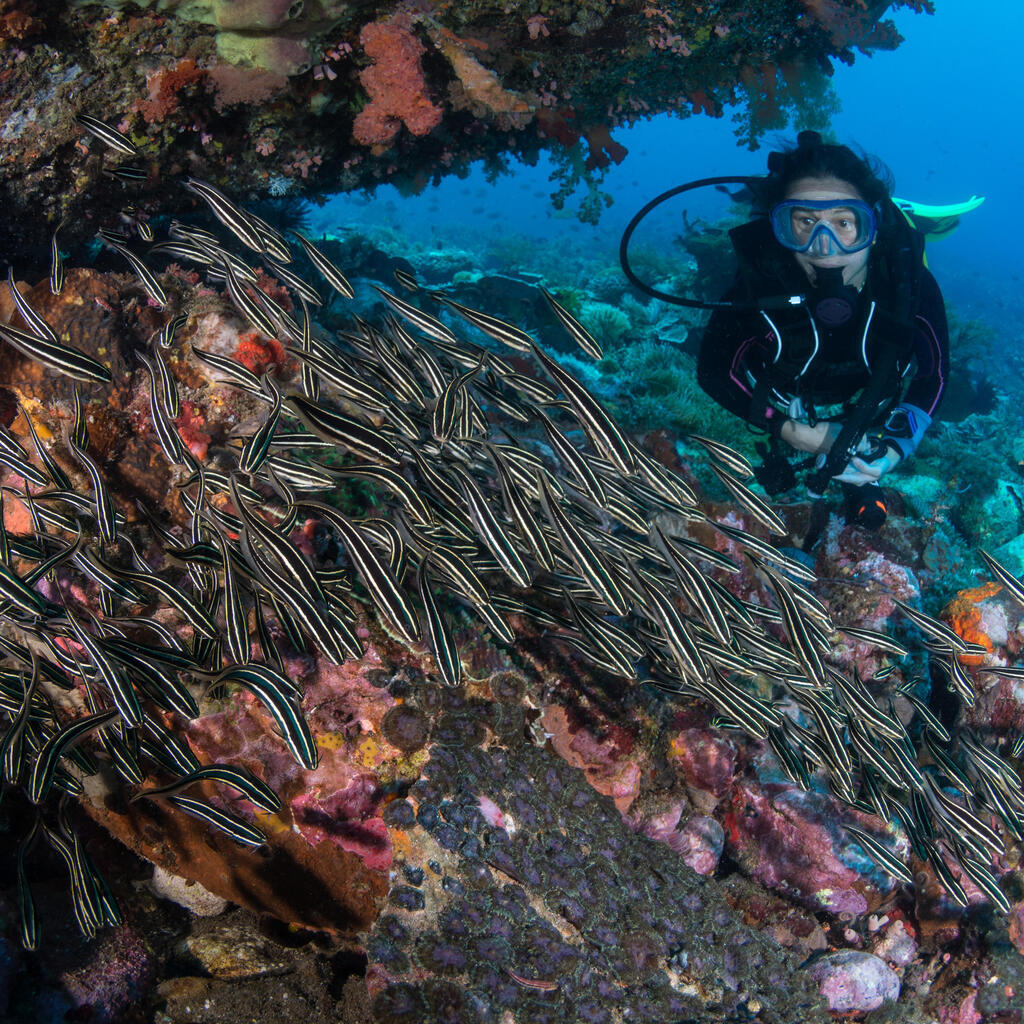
[[352, 13, 442, 147]]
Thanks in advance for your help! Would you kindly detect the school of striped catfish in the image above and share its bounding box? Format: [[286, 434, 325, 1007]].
[[1, 114, 1023, 947]]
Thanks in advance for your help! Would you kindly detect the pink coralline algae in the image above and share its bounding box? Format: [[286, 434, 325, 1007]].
[[668, 722, 737, 813], [945, 991, 983, 1024], [292, 787, 392, 871], [540, 703, 642, 811], [808, 950, 900, 1013], [724, 779, 875, 916], [870, 917, 918, 969], [45, 920, 156, 1024], [352, 13, 443, 148], [639, 805, 724, 876]]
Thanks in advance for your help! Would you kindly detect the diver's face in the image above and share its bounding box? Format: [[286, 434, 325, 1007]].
[[785, 176, 873, 288]]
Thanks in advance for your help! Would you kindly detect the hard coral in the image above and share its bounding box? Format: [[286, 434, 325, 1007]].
[[368, 683, 831, 1022], [352, 13, 443, 148], [723, 778, 879, 916]]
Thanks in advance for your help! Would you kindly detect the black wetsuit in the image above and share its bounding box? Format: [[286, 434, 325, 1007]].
[[696, 224, 948, 436]]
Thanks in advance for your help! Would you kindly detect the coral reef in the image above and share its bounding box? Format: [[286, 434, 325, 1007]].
[[0, 0, 926, 263], [6, 113, 1024, 1024]]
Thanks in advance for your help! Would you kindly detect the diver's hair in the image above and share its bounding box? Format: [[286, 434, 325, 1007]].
[[752, 130, 895, 212]]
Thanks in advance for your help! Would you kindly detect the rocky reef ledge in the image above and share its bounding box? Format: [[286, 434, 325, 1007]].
[[1, 0, 927, 259]]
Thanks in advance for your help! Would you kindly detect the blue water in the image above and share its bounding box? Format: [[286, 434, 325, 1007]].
[[315, 0, 1022, 339]]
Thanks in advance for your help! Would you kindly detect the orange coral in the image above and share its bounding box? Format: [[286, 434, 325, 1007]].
[[234, 330, 288, 376], [941, 581, 1002, 665], [137, 58, 208, 124]]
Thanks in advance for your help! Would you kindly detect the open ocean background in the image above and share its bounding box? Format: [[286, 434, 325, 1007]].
[[313, 0, 1022, 347]]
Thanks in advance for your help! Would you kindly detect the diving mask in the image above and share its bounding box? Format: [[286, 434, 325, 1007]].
[[770, 198, 877, 256]]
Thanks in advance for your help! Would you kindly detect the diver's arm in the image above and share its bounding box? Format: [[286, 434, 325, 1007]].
[[898, 270, 948, 432], [833, 275, 948, 485], [828, 271, 949, 485], [696, 308, 774, 422], [858, 270, 948, 467], [780, 419, 839, 454]]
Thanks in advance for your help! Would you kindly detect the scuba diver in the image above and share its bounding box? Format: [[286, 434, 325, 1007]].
[[620, 131, 973, 535], [695, 131, 947, 530]]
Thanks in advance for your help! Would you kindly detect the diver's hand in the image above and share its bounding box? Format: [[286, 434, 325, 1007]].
[[832, 445, 902, 486], [780, 420, 841, 455]]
